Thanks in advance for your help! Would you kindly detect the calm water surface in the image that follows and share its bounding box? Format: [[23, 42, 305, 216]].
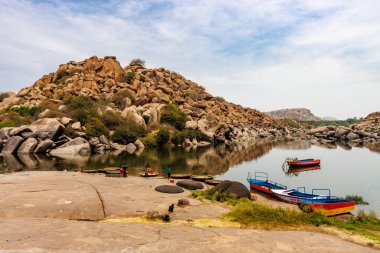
[[1, 140, 379, 214]]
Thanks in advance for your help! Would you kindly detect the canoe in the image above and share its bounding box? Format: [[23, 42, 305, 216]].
[[205, 179, 223, 186], [140, 172, 159, 177], [97, 167, 120, 173], [271, 188, 330, 204], [81, 169, 98, 173], [286, 158, 320, 167], [191, 175, 213, 181], [171, 174, 192, 179], [247, 172, 287, 196], [299, 199, 355, 216]]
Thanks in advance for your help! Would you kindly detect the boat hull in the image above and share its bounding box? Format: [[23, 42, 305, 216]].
[[287, 159, 320, 167], [248, 178, 287, 197], [302, 200, 356, 216]]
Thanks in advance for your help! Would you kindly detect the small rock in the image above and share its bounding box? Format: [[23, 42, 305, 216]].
[[71, 122, 81, 130], [177, 199, 190, 207], [99, 135, 109, 145], [61, 117, 73, 125], [126, 143, 137, 153]]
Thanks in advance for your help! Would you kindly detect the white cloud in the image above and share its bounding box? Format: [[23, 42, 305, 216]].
[[0, 0, 379, 119]]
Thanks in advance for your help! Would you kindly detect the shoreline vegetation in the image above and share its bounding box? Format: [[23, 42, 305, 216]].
[[191, 190, 380, 247]]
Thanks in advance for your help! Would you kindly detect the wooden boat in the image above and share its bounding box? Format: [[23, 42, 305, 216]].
[[286, 158, 320, 167], [81, 169, 97, 173], [286, 165, 321, 176], [299, 198, 355, 216], [105, 171, 122, 177], [271, 188, 330, 204], [140, 172, 159, 177], [191, 175, 213, 182], [247, 172, 287, 196], [171, 174, 192, 179], [205, 179, 223, 186], [97, 167, 119, 173]]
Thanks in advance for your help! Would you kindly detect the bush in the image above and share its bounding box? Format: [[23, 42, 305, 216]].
[[156, 127, 170, 146], [129, 58, 145, 67], [160, 103, 187, 130], [141, 132, 158, 147], [100, 112, 124, 130], [55, 71, 70, 84], [7, 106, 42, 117], [0, 112, 30, 127], [111, 90, 135, 108], [125, 72, 135, 84], [65, 96, 99, 125], [112, 127, 138, 144], [85, 118, 109, 137], [140, 75, 146, 82], [172, 129, 204, 145]]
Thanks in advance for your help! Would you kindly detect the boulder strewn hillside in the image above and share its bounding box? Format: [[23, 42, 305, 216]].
[[0, 56, 293, 156], [267, 108, 321, 121]]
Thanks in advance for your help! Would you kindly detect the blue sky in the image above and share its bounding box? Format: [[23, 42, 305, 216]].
[[1, 0, 380, 119]]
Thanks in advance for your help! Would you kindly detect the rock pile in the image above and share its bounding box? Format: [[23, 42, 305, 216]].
[[267, 108, 321, 121], [5, 55, 291, 145]]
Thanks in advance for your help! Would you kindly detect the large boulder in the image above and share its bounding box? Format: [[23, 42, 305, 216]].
[[126, 143, 137, 154], [0, 93, 20, 112], [50, 137, 90, 156], [155, 185, 184, 194], [176, 180, 204, 190], [17, 138, 38, 153], [121, 107, 146, 128], [0, 127, 12, 140], [134, 139, 145, 150], [34, 139, 54, 153], [29, 118, 65, 140], [1, 136, 24, 154], [346, 132, 359, 141], [208, 180, 251, 200], [9, 126, 32, 136]]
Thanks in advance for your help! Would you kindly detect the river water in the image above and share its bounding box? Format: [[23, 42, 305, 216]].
[[1, 140, 379, 214]]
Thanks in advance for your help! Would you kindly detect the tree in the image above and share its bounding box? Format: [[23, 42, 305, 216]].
[[129, 58, 145, 67]]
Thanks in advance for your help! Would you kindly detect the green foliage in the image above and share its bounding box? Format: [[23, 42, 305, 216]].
[[0, 122, 14, 128], [65, 96, 99, 125], [111, 90, 135, 108], [191, 190, 241, 206], [172, 129, 205, 145], [300, 118, 362, 128], [0, 112, 30, 127], [283, 118, 301, 129], [125, 72, 135, 84], [156, 127, 170, 146], [111, 116, 146, 144], [139, 75, 146, 82], [100, 112, 124, 130], [345, 195, 369, 205], [85, 118, 109, 137], [7, 106, 42, 117], [160, 103, 187, 130], [129, 58, 145, 67], [55, 71, 70, 84], [141, 133, 158, 147]]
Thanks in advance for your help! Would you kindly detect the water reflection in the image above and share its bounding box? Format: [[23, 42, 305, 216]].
[[283, 165, 321, 177]]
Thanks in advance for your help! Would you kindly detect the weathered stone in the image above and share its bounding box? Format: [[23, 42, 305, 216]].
[[121, 107, 146, 128], [99, 135, 109, 145], [155, 185, 184, 194], [346, 132, 359, 141], [17, 138, 38, 153], [183, 139, 192, 148], [197, 141, 211, 147], [89, 137, 100, 146], [1, 136, 24, 154], [50, 137, 91, 156], [61, 117, 73, 125], [58, 105, 67, 112], [34, 139, 54, 153], [71, 122, 81, 130], [126, 143, 137, 154], [176, 180, 204, 190], [177, 199, 190, 207], [185, 121, 197, 130], [134, 139, 145, 150], [208, 180, 251, 200], [9, 126, 32, 137], [29, 118, 65, 141]]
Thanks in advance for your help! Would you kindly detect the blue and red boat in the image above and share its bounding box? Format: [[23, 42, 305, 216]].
[[247, 172, 287, 196], [271, 188, 355, 216], [286, 158, 320, 167]]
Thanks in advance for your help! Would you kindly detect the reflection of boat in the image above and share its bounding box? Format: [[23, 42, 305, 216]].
[[299, 199, 356, 216], [286, 158, 320, 167], [191, 175, 213, 181], [286, 165, 321, 176], [171, 174, 192, 179], [97, 167, 119, 173], [205, 179, 223, 185], [140, 172, 159, 177], [247, 172, 287, 196]]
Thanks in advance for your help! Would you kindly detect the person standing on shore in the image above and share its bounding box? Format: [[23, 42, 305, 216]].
[[166, 166, 172, 179], [122, 164, 128, 177]]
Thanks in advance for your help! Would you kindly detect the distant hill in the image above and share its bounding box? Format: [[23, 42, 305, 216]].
[[267, 108, 320, 121], [322, 116, 338, 121]]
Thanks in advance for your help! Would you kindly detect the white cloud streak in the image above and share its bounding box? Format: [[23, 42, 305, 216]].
[[0, 0, 379, 119]]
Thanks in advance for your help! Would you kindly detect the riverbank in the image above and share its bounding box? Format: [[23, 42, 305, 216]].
[[0, 171, 378, 252]]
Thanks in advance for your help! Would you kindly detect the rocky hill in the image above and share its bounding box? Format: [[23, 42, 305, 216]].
[[267, 108, 321, 121], [0, 56, 292, 157]]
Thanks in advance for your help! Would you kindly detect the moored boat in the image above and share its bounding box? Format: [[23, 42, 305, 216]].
[[286, 158, 320, 167], [247, 172, 287, 196], [81, 169, 98, 173], [299, 198, 356, 216], [171, 174, 192, 179], [105, 171, 121, 177], [271, 188, 330, 204], [97, 167, 119, 173], [191, 175, 213, 181], [205, 179, 223, 185], [140, 172, 159, 177]]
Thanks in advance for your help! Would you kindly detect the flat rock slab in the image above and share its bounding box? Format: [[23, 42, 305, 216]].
[[176, 180, 204, 190], [0, 217, 377, 253], [0, 171, 228, 221]]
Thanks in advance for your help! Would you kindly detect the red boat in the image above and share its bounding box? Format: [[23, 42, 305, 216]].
[[286, 158, 320, 167]]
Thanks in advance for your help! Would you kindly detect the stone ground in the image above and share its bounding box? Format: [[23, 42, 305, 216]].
[[0, 171, 378, 253]]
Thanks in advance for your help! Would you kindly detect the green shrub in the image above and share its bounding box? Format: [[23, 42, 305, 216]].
[[65, 96, 99, 125], [125, 72, 135, 84], [141, 132, 158, 147], [85, 118, 109, 137], [112, 128, 138, 144], [7, 106, 42, 117], [55, 71, 70, 83], [100, 112, 124, 130], [172, 129, 204, 145], [111, 90, 135, 108], [140, 75, 146, 82], [156, 127, 170, 146], [160, 103, 187, 130], [129, 58, 145, 67]]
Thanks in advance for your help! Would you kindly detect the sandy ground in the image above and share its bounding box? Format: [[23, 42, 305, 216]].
[[0, 171, 378, 253]]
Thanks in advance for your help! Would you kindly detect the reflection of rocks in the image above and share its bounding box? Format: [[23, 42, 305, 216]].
[[18, 154, 38, 168], [276, 140, 311, 150]]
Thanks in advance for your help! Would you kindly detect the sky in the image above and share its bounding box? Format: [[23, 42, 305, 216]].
[[0, 0, 379, 119]]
